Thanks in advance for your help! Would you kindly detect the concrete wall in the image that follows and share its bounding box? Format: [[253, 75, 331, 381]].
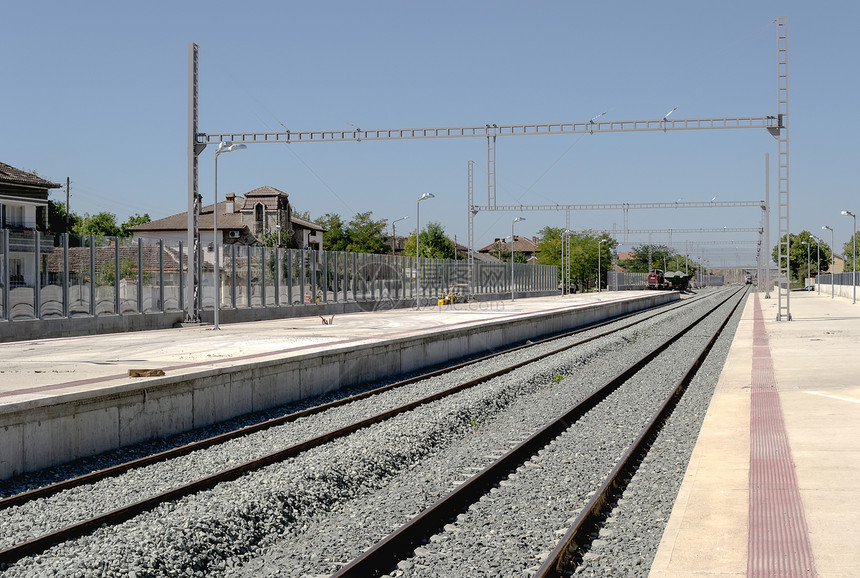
[[0, 292, 677, 479], [814, 282, 858, 301]]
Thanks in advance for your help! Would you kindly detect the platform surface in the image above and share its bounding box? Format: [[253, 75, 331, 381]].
[[0, 292, 655, 407], [650, 290, 860, 578]]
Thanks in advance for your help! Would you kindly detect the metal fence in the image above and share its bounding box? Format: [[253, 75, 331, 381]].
[[606, 271, 724, 290], [606, 272, 648, 291], [817, 272, 859, 286], [0, 230, 558, 322]]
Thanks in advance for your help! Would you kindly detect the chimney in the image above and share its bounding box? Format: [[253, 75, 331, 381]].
[[225, 193, 235, 214]]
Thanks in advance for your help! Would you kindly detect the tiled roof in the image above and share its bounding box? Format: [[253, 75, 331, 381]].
[[129, 201, 247, 232], [240, 186, 290, 211], [245, 185, 288, 197], [127, 190, 325, 233], [291, 215, 325, 231], [477, 235, 539, 254], [0, 162, 61, 189]]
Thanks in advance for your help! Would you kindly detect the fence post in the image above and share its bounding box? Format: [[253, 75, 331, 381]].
[[89, 235, 95, 316], [62, 233, 69, 317], [178, 240, 184, 313], [286, 249, 293, 305], [246, 248, 252, 307], [260, 246, 267, 307], [137, 238, 144, 313], [34, 230, 42, 319], [1, 229, 8, 321], [114, 237, 120, 314], [322, 250, 328, 303], [230, 244, 236, 308], [332, 251, 339, 302], [311, 249, 318, 302], [274, 247, 280, 307], [159, 239, 165, 313]]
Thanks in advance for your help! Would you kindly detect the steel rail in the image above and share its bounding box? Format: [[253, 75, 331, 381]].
[[330, 287, 743, 577], [535, 285, 748, 577], [0, 295, 694, 512], [0, 294, 702, 566]]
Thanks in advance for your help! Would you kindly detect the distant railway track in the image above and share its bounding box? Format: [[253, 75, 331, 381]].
[[0, 289, 734, 572]]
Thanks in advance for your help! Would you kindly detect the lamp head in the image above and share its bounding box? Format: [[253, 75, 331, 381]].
[[216, 141, 247, 156], [418, 192, 434, 202], [842, 210, 855, 217]]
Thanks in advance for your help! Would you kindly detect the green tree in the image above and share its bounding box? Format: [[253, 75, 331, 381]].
[[622, 244, 674, 273], [47, 198, 79, 234], [73, 211, 120, 237], [346, 211, 390, 254], [316, 213, 350, 251], [536, 228, 616, 290], [119, 213, 151, 237], [536, 226, 563, 268], [843, 231, 859, 272], [403, 221, 456, 259], [771, 230, 824, 280]]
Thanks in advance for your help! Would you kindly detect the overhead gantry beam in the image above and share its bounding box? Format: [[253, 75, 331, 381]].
[[198, 115, 781, 147], [473, 200, 765, 212]]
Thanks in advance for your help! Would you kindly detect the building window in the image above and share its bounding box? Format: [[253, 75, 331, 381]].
[[255, 203, 264, 222], [9, 205, 25, 227]]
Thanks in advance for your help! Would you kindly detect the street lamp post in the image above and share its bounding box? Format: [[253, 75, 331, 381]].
[[842, 210, 856, 304], [598, 239, 607, 292], [815, 235, 821, 294], [391, 216, 408, 252], [801, 241, 810, 289], [415, 193, 434, 309], [213, 141, 246, 330], [511, 217, 525, 301], [823, 225, 835, 299]]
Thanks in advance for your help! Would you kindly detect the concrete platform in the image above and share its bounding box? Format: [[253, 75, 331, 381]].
[[0, 291, 676, 480], [650, 291, 860, 578]]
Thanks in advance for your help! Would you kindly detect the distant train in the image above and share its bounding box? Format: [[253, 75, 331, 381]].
[[647, 269, 690, 291], [647, 269, 667, 289]]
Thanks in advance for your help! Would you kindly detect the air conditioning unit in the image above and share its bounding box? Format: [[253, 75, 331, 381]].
[[228, 230, 241, 239]]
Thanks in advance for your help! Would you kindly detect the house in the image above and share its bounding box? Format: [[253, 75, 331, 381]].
[[129, 186, 324, 250], [831, 253, 845, 274], [452, 241, 502, 262], [0, 162, 62, 287], [477, 235, 540, 262], [614, 251, 636, 272]]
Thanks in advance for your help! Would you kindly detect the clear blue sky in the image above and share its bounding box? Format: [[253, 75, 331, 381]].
[[3, 1, 858, 267]]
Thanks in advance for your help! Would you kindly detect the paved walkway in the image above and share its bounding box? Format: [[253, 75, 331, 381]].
[[650, 290, 860, 578], [0, 292, 654, 406]]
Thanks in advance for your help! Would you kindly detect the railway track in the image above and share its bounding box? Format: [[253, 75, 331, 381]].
[[0, 288, 741, 575], [0, 292, 693, 509], [331, 286, 747, 577]]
